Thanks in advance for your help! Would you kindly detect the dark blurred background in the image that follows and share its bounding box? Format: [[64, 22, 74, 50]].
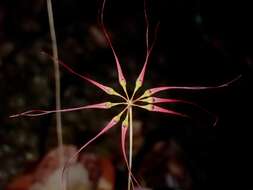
[[0, 0, 253, 189]]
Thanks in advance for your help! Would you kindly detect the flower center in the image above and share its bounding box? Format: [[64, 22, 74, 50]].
[[127, 100, 133, 107]]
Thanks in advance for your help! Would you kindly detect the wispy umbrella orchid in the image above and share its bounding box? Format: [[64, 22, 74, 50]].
[[10, 0, 241, 189]]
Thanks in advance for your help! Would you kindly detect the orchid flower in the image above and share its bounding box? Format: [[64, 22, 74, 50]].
[[10, 0, 241, 190]]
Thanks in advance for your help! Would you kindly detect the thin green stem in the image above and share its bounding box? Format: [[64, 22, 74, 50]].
[[133, 95, 145, 104], [47, 0, 64, 166], [111, 102, 128, 107], [131, 88, 146, 103], [124, 87, 130, 100], [118, 93, 128, 101], [130, 89, 137, 102], [128, 106, 133, 190], [132, 103, 143, 108]]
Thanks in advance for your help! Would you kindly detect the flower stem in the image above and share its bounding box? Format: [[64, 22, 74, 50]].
[[128, 106, 133, 190], [47, 0, 64, 167]]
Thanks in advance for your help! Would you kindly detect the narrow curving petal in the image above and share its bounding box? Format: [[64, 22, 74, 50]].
[[121, 114, 142, 188], [139, 97, 218, 126], [133, 22, 160, 94], [42, 51, 125, 99], [62, 109, 126, 190], [10, 102, 120, 118], [136, 104, 189, 118], [139, 97, 182, 104], [144, 0, 149, 52], [139, 75, 242, 99], [100, 0, 127, 93]]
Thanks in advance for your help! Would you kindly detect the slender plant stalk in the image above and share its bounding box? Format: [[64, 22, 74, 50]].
[[128, 107, 133, 190], [46, 0, 64, 167]]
